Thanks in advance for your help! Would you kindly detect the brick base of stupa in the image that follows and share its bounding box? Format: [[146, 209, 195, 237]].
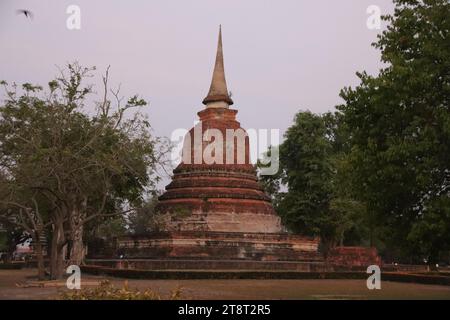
[[160, 202, 284, 233], [114, 231, 321, 262], [326, 247, 382, 267]]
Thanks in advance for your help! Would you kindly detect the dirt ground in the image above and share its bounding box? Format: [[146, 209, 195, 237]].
[[1, 269, 450, 300]]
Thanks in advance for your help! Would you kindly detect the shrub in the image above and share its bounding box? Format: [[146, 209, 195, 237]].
[[60, 280, 183, 300]]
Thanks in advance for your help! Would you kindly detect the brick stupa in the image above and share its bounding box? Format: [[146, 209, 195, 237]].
[[116, 27, 320, 262], [157, 27, 281, 233]]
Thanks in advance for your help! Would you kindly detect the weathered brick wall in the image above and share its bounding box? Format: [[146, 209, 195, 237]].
[[327, 247, 382, 267], [113, 231, 321, 262]]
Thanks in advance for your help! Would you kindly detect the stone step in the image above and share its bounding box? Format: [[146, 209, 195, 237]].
[[86, 258, 327, 272]]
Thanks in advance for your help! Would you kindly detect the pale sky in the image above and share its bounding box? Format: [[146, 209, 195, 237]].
[[0, 0, 395, 183]]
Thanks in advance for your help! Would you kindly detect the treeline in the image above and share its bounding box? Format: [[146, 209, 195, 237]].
[[259, 0, 450, 264]]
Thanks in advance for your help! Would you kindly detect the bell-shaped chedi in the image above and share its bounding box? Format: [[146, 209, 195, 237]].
[[112, 27, 320, 263], [157, 27, 282, 233]]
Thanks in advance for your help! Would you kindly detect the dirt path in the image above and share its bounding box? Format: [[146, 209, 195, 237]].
[[1, 269, 450, 300]]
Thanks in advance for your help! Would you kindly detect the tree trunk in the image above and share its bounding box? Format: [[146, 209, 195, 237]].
[[69, 215, 84, 266], [32, 232, 45, 280], [428, 246, 439, 271], [50, 218, 65, 279], [339, 230, 345, 247], [68, 197, 87, 266], [321, 236, 336, 259]]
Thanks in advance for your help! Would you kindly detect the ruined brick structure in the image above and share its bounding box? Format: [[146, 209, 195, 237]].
[[327, 247, 382, 268], [88, 28, 386, 271], [157, 27, 282, 233], [115, 27, 321, 262]]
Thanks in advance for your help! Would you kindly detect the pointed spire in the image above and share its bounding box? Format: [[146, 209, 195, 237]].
[[203, 25, 234, 106]]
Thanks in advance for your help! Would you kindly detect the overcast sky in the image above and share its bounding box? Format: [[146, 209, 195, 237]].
[[1, 0, 395, 184]]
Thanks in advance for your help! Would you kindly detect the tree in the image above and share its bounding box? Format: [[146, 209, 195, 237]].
[[0, 63, 165, 278], [127, 195, 165, 235], [260, 111, 364, 256], [0, 120, 53, 279], [338, 0, 450, 263]]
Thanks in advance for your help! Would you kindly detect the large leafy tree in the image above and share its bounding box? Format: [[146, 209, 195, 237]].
[[260, 111, 364, 255], [338, 0, 450, 263], [0, 63, 164, 278]]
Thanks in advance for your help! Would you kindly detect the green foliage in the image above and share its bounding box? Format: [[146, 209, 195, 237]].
[[260, 111, 365, 253], [277, 112, 333, 235], [407, 196, 450, 262], [0, 63, 158, 213], [126, 196, 166, 234], [0, 62, 166, 275], [337, 0, 450, 262], [60, 280, 183, 300], [93, 216, 128, 239]]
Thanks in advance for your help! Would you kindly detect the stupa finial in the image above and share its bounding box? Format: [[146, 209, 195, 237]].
[[202, 25, 234, 106]]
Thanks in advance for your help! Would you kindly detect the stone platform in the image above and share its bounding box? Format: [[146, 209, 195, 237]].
[[112, 231, 321, 262], [86, 259, 327, 272]]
